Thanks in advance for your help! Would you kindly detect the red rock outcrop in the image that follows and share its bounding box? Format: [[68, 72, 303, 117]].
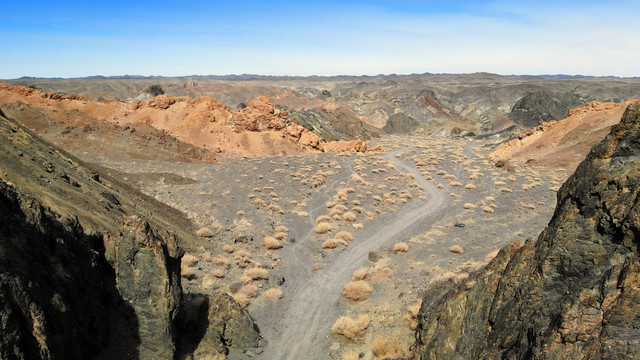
[[0, 83, 374, 158]]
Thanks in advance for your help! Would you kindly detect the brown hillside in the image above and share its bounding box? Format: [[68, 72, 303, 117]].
[[492, 100, 640, 178], [0, 84, 372, 160]]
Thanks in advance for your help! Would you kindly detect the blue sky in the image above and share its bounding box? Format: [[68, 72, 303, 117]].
[[1, 0, 639, 78]]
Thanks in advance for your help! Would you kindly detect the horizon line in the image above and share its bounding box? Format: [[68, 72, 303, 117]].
[[4, 72, 639, 81]]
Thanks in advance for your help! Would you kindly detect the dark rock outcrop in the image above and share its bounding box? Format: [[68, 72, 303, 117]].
[[0, 113, 260, 359], [383, 113, 420, 134], [413, 103, 640, 359], [285, 106, 385, 141], [143, 85, 165, 97], [509, 91, 570, 128]]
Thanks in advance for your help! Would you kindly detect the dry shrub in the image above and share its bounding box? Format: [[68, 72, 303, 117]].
[[494, 181, 507, 186], [352, 199, 361, 206], [352, 223, 364, 230], [211, 268, 225, 278], [222, 244, 234, 253], [322, 239, 338, 249], [207, 255, 229, 268], [373, 195, 382, 201], [335, 231, 353, 241], [182, 253, 199, 267], [341, 351, 360, 360], [181, 265, 196, 280], [331, 315, 370, 342], [236, 210, 245, 216], [343, 280, 372, 301], [316, 215, 331, 224], [443, 174, 456, 180], [465, 183, 477, 189], [237, 283, 259, 298], [315, 222, 332, 234], [343, 211, 357, 222], [482, 206, 494, 213], [350, 173, 365, 183], [273, 231, 287, 240], [263, 287, 283, 301], [297, 211, 309, 217], [449, 245, 464, 254], [245, 267, 269, 280], [450, 181, 463, 187], [393, 242, 409, 252], [352, 267, 370, 281], [485, 195, 495, 202], [335, 204, 349, 212], [371, 336, 401, 358], [263, 236, 281, 249], [523, 203, 536, 209], [329, 209, 344, 217], [196, 227, 214, 237], [500, 187, 513, 193], [464, 203, 475, 209], [275, 225, 288, 233], [234, 251, 251, 268]]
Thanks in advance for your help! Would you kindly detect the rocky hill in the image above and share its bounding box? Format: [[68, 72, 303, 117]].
[[8, 74, 640, 138], [0, 84, 375, 161], [507, 90, 570, 127], [492, 100, 639, 178], [0, 113, 260, 359], [412, 103, 640, 359]]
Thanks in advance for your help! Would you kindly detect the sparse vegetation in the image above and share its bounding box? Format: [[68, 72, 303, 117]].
[[343, 211, 357, 222], [263, 287, 283, 301], [393, 242, 409, 252], [331, 315, 370, 342], [335, 231, 353, 241], [343, 280, 372, 301], [196, 227, 214, 237], [322, 239, 338, 249], [244, 267, 269, 280], [371, 336, 402, 358], [352, 267, 370, 281], [264, 236, 281, 249], [315, 222, 332, 234]]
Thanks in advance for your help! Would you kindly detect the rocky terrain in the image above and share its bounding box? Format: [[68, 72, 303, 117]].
[[412, 103, 640, 359], [0, 112, 259, 359], [492, 100, 640, 179], [1, 74, 640, 360], [6, 74, 640, 139], [0, 84, 376, 161]]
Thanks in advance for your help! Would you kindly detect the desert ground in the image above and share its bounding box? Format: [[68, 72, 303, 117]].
[[85, 133, 556, 359], [2, 77, 636, 359]]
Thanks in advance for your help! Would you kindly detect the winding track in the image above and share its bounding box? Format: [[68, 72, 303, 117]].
[[243, 145, 448, 360]]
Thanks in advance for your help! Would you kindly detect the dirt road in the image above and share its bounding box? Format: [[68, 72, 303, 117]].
[[238, 145, 449, 360]]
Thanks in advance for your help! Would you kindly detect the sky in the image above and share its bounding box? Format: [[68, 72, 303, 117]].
[[1, 0, 639, 78]]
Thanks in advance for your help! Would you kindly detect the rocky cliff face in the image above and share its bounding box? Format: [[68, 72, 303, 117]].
[[413, 103, 640, 359], [0, 113, 260, 359]]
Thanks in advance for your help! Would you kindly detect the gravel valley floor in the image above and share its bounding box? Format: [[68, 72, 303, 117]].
[[86, 135, 557, 360]]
